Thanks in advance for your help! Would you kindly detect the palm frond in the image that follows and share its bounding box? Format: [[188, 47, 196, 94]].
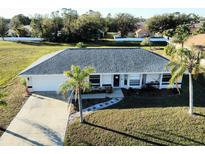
[[59, 82, 71, 97], [81, 81, 91, 92], [79, 66, 96, 80], [64, 70, 73, 78], [169, 64, 186, 86]]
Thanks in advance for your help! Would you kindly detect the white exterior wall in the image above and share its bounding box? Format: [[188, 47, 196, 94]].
[[120, 74, 125, 88], [23, 73, 182, 92], [26, 75, 68, 92]]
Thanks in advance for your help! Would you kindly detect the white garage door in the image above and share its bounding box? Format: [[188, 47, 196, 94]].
[[31, 75, 67, 92]]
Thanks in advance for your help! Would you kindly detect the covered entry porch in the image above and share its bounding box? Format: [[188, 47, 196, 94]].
[[89, 73, 180, 89]]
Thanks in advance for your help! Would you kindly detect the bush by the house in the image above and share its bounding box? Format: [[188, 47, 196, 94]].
[[76, 42, 87, 48]]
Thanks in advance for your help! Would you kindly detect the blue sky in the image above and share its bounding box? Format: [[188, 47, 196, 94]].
[[0, 8, 205, 18], [78, 8, 205, 18]]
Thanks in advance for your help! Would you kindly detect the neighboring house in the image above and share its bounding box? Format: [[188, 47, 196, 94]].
[[19, 48, 182, 92], [135, 22, 150, 38], [184, 34, 205, 49], [135, 29, 150, 38]]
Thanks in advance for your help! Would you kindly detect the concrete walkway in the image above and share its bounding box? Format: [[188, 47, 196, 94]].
[[0, 94, 69, 146], [68, 97, 123, 124]]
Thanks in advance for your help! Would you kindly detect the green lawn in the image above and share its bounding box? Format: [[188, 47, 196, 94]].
[[0, 41, 72, 136], [0, 40, 166, 137], [65, 76, 205, 146], [0, 41, 73, 86], [1, 40, 204, 145]]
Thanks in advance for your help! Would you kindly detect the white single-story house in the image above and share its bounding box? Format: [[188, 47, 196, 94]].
[[19, 48, 182, 92]]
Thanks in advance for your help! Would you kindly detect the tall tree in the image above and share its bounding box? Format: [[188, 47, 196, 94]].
[[10, 14, 31, 37], [105, 13, 118, 32], [30, 14, 44, 37], [115, 13, 138, 37], [40, 16, 54, 40], [0, 17, 9, 40], [167, 47, 205, 115], [50, 11, 63, 41], [60, 65, 95, 123], [163, 29, 174, 40], [146, 12, 199, 34], [73, 10, 104, 41], [172, 24, 190, 48], [61, 8, 78, 42]]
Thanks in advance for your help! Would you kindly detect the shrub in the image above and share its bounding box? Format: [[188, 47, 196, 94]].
[[105, 86, 113, 93], [20, 78, 30, 95], [20, 78, 27, 87], [76, 42, 87, 48], [0, 91, 7, 107], [140, 37, 152, 46], [165, 44, 177, 56]]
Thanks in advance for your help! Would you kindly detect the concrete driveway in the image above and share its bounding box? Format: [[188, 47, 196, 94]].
[[0, 93, 69, 146]]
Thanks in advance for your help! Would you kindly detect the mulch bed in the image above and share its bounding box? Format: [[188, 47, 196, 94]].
[[70, 98, 111, 113], [121, 88, 180, 97]]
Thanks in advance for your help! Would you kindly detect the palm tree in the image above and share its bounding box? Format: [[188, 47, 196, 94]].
[[167, 47, 205, 115], [172, 24, 190, 48], [60, 65, 96, 123]]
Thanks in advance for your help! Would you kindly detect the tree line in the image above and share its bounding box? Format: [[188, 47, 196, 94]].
[[0, 9, 141, 42], [0, 9, 205, 42]]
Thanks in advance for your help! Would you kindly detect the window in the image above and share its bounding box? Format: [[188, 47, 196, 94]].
[[129, 79, 140, 86], [162, 74, 171, 82], [89, 75, 100, 86], [124, 74, 128, 86]]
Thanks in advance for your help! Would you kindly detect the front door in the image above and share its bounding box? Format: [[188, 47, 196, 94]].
[[113, 75, 120, 87]]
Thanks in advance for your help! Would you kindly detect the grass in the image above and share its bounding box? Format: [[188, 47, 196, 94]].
[[0, 41, 73, 86], [0, 41, 72, 136], [64, 75, 205, 145], [0, 40, 166, 137], [142, 46, 169, 59], [2, 40, 201, 145]]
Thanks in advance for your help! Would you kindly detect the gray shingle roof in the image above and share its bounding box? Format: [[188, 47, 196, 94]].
[[20, 48, 170, 75]]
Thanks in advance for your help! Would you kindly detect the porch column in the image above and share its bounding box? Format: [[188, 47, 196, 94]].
[[100, 74, 102, 87], [140, 74, 143, 88], [159, 73, 163, 89]]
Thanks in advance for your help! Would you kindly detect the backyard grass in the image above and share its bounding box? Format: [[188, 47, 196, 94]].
[[64, 75, 205, 145], [142, 46, 169, 59], [0, 41, 73, 86]]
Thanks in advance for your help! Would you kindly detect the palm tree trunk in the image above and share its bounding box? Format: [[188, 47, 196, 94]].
[[189, 73, 193, 115], [175, 82, 181, 95], [78, 91, 83, 123]]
